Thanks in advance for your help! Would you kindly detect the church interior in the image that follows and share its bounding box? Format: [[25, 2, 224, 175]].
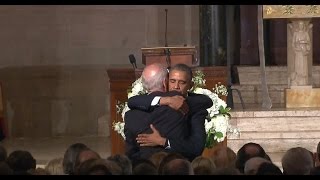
[[0, 5, 319, 174]]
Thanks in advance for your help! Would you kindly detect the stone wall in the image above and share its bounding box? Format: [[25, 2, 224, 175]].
[[0, 5, 199, 67], [0, 65, 109, 137], [0, 5, 200, 138]]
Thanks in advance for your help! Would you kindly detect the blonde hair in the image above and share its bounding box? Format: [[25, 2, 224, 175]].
[[45, 157, 65, 175], [191, 156, 216, 175]]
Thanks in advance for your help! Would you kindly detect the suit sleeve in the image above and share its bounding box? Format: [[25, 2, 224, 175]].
[[187, 94, 213, 114], [168, 109, 208, 159], [127, 91, 182, 112], [127, 94, 157, 111]]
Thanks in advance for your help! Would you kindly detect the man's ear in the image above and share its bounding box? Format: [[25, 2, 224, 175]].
[[163, 79, 168, 92], [188, 81, 194, 91]]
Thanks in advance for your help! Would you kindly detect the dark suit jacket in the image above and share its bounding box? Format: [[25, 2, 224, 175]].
[[125, 91, 212, 161], [125, 91, 187, 160], [124, 109, 160, 161]]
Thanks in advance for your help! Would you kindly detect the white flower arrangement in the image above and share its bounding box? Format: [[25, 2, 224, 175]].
[[213, 82, 228, 96], [191, 71, 239, 148], [113, 77, 146, 140], [112, 120, 125, 140], [113, 71, 240, 148]]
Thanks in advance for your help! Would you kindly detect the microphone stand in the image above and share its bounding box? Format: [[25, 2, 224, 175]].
[[165, 9, 168, 47], [164, 48, 171, 68], [131, 62, 136, 70], [164, 9, 170, 68]]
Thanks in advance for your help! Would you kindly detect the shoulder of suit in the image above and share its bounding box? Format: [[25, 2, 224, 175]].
[[188, 92, 200, 96]]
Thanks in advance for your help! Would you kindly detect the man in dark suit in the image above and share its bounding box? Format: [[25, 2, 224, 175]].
[[125, 63, 212, 161]]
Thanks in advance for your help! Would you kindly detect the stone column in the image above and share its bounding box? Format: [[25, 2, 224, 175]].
[[199, 5, 226, 66]]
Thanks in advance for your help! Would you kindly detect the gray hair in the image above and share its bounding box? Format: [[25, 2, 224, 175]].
[[142, 63, 168, 92]]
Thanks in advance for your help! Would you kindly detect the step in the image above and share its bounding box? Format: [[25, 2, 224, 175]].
[[231, 84, 286, 104], [236, 65, 320, 87], [237, 66, 288, 85], [227, 108, 320, 155], [232, 117, 320, 132], [228, 138, 317, 153]]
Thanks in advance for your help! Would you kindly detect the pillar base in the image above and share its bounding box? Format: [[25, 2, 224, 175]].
[[285, 88, 320, 108]]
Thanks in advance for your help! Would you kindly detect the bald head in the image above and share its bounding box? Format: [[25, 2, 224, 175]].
[[141, 63, 168, 92], [244, 157, 270, 175], [162, 159, 194, 175], [76, 149, 101, 170]]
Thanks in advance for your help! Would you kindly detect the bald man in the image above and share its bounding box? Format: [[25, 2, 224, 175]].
[[124, 63, 212, 161]]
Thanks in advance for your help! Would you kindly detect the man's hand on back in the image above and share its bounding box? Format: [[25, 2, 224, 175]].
[[136, 124, 166, 147]]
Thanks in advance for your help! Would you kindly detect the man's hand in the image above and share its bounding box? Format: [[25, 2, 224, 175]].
[[159, 96, 189, 115], [136, 124, 166, 147]]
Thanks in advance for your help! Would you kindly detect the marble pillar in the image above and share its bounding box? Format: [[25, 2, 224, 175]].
[[199, 5, 226, 66]]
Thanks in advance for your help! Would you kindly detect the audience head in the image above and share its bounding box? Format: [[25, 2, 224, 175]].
[[0, 145, 7, 162], [75, 149, 100, 171], [212, 167, 242, 175], [62, 142, 89, 175], [104, 159, 123, 175], [162, 159, 194, 175], [235, 142, 268, 173], [45, 157, 65, 175], [6, 150, 36, 173], [255, 162, 283, 175], [168, 63, 193, 96], [76, 159, 111, 175], [158, 152, 186, 174], [282, 147, 314, 175], [149, 151, 168, 170], [28, 167, 50, 175], [142, 63, 168, 93], [191, 156, 216, 175], [317, 141, 320, 161], [107, 154, 132, 175], [309, 166, 320, 175], [132, 159, 158, 175], [244, 157, 270, 175], [211, 146, 237, 168], [0, 161, 13, 175], [226, 147, 237, 167]]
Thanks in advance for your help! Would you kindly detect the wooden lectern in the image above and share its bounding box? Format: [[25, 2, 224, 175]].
[[141, 46, 199, 67], [107, 47, 228, 156], [107, 67, 139, 155]]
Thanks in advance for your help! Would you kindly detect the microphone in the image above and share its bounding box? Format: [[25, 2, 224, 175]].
[[129, 54, 137, 69], [165, 9, 168, 47]]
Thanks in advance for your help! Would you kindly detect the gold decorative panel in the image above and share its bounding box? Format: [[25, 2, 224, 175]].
[[263, 5, 320, 19]]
